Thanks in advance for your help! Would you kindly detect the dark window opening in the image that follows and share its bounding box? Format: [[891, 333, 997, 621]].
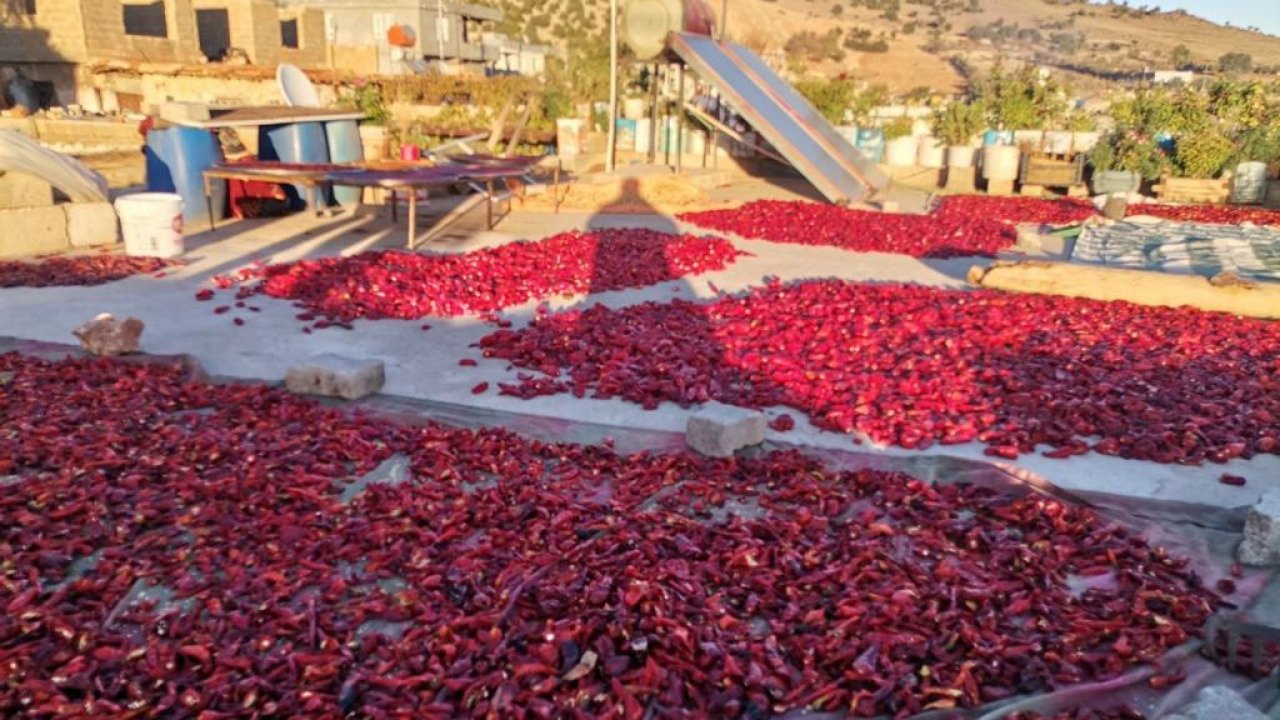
[[123, 1, 168, 38], [280, 18, 299, 49], [196, 8, 231, 60], [19, 0, 37, 15]]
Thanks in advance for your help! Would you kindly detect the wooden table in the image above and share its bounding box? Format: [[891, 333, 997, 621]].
[[202, 162, 551, 248]]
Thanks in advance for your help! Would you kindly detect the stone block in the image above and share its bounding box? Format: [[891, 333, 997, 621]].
[[284, 354, 385, 400], [943, 167, 976, 194], [0, 170, 54, 209], [0, 205, 70, 257], [1238, 488, 1280, 566], [1163, 686, 1267, 720], [64, 202, 120, 248], [986, 178, 1015, 196], [155, 101, 211, 123], [73, 313, 144, 356], [686, 402, 766, 458]]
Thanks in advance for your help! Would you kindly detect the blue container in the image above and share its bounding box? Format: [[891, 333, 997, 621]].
[[324, 119, 363, 207], [1155, 132, 1176, 154], [983, 129, 1014, 146], [145, 126, 226, 227], [259, 121, 331, 209], [854, 128, 885, 163]]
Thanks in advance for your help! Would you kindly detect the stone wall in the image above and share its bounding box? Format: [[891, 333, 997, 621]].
[[0, 0, 89, 63], [278, 7, 325, 69]]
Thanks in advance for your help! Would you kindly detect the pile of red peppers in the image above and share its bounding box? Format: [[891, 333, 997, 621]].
[[479, 278, 1280, 464], [0, 255, 175, 289], [0, 353, 1222, 717], [197, 229, 744, 328]]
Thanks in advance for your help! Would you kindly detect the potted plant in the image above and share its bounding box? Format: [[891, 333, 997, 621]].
[[881, 116, 918, 167], [933, 101, 984, 168], [343, 79, 392, 161], [1088, 131, 1167, 195]]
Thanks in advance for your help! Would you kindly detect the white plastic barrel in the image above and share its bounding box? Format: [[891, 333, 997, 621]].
[[883, 136, 919, 167], [556, 118, 587, 156], [114, 193, 184, 258], [916, 137, 945, 168], [1072, 132, 1101, 154], [982, 145, 1021, 180], [1232, 161, 1268, 205], [1013, 130, 1044, 150], [635, 117, 653, 154]]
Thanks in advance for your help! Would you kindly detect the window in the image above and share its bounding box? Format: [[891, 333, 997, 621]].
[[19, 0, 37, 16], [280, 18, 299, 49], [122, 1, 168, 38]]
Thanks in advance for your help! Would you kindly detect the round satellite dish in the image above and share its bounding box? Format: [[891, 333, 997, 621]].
[[621, 0, 717, 60], [277, 63, 321, 108]]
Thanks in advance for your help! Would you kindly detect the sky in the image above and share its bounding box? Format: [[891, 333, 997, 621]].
[[1140, 1, 1280, 36]]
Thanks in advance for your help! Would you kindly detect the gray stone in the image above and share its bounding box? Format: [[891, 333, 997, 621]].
[[686, 402, 766, 458], [284, 354, 385, 400], [64, 202, 120, 248], [72, 313, 144, 356], [1238, 488, 1280, 566], [1162, 685, 1267, 720]]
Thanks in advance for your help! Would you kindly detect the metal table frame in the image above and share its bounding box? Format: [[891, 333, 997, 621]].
[[202, 163, 560, 248]]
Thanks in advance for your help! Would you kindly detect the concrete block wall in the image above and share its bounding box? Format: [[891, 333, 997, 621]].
[[80, 0, 201, 64], [278, 7, 325, 69], [0, 0, 90, 63]]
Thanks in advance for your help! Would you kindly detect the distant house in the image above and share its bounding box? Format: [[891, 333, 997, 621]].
[[1151, 70, 1195, 85]]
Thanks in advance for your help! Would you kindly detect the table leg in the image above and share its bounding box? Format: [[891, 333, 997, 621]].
[[485, 179, 494, 230], [407, 191, 416, 249], [391, 190, 398, 222], [204, 175, 216, 231]]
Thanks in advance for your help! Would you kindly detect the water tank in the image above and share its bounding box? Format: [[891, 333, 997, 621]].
[[622, 0, 717, 60]]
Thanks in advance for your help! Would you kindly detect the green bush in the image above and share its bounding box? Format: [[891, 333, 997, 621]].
[[931, 101, 985, 146], [1089, 131, 1168, 180], [882, 116, 914, 140], [1173, 131, 1236, 178]]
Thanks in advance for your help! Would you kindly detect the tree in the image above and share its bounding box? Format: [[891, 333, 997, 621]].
[[1219, 52, 1253, 76], [831, 3, 843, 16], [1171, 44, 1192, 70]]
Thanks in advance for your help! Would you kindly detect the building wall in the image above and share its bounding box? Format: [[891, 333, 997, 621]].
[[83, 0, 201, 63], [0, 0, 91, 63], [278, 7, 324, 68]]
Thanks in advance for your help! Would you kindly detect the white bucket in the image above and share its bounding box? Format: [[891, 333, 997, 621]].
[[114, 193, 184, 258], [635, 117, 653, 154], [947, 145, 976, 168], [1232, 161, 1269, 205], [1044, 131, 1072, 154], [556, 118, 587, 157]]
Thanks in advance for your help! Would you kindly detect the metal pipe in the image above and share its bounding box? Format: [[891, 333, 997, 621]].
[[605, 0, 618, 173], [648, 62, 659, 164], [675, 63, 685, 173]]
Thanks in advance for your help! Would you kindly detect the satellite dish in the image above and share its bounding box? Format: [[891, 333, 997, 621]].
[[277, 63, 321, 108], [387, 24, 417, 48]]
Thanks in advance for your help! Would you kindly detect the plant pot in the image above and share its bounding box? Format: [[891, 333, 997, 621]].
[[855, 129, 885, 163], [947, 145, 976, 168], [883, 136, 919, 167], [916, 137, 945, 168], [1091, 170, 1140, 196], [1231, 161, 1268, 205], [358, 124, 389, 161], [982, 145, 1021, 181]]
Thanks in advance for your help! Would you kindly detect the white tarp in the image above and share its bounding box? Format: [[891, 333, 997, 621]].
[[1073, 217, 1280, 283], [0, 128, 109, 203]]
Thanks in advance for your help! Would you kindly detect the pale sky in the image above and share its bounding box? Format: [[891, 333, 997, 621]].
[[1141, 0, 1280, 36]]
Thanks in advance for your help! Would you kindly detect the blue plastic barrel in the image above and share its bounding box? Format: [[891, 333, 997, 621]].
[[144, 126, 226, 227], [259, 122, 331, 209], [324, 119, 363, 207], [854, 128, 885, 163]]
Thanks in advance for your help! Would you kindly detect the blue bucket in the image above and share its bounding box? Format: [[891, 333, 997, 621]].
[[259, 122, 331, 209]]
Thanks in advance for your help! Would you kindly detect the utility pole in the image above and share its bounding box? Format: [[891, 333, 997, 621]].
[[606, 0, 619, 172]]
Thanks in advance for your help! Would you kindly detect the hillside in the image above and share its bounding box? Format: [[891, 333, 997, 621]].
[[482, 0, 1280, 94]]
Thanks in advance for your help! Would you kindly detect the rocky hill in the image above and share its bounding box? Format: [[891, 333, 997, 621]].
[[481, 0, 1280, 94]]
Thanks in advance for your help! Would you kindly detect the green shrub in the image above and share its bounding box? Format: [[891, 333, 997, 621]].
[[1173, 131, 1236, 178]]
